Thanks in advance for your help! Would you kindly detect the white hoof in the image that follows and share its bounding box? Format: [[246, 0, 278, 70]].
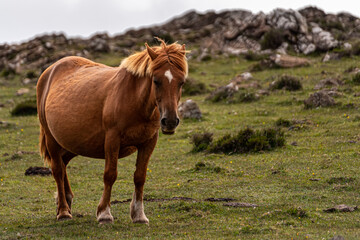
[[130, 193, 149, 224], [97, 205, 114, 224]]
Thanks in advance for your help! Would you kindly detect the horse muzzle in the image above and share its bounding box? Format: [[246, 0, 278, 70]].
[[160, 117, 180, 135]]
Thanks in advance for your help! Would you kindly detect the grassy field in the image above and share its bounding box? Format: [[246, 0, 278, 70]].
[[1, 53, 360, 239]]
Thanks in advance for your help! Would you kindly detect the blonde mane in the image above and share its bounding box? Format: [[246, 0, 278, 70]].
[[120, 39, 188, 78]]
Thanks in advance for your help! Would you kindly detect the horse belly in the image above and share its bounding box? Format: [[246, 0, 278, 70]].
[[45, 96, 106, 158]]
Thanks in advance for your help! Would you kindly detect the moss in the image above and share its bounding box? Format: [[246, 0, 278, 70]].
[[207, 127, 285, 154], [191, 132, 213, 152], [11, 99, 37, 116], [270, 75, 302, 91], [182, 78, 209, 96]]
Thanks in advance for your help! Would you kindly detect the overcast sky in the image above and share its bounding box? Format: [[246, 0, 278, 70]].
[[0, 0, 359, 44]]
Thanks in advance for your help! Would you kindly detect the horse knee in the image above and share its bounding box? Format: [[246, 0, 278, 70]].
[[104, 171, 117, 185]]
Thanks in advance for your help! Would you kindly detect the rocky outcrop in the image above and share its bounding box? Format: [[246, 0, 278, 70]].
[[0, 6, 359, 76]]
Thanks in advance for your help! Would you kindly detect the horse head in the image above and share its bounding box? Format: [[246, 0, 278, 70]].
[[146, 41, 187, 135]]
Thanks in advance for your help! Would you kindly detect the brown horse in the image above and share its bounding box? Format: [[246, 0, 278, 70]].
[[36, 39, 188, 223]]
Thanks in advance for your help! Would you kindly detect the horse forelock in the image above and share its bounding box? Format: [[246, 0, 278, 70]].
[[120, 41, 188, 78]]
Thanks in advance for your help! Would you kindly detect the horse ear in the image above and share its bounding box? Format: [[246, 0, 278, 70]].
[[145, 43, 158, 61]]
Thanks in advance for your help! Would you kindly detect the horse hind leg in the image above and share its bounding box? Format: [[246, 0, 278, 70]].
[[55, 152, 77, 211], [63, 152, 76, 209], [46, 135, 72, 220]]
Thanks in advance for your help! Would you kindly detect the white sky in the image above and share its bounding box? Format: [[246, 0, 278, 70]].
[[0, 0, 359, 44]]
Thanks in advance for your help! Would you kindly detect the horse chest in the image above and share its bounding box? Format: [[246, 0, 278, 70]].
[[121, 121, 159, 145]]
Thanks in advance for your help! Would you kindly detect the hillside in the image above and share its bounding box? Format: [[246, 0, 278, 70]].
[[1, 6, 360, 78], [1, 6, 360, 240]]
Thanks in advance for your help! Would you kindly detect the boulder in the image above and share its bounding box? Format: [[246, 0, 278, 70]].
[[314, 78, 342, 90], [269, 54, 310, 68], [178, 99, 202, 120], [304, 91, 336, 108], [16, 88, 30, 96], [266, 8, 308, 34], [311, 24, 338, 51]]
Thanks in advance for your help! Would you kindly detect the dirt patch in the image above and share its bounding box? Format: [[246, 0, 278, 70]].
[[25, 166, 52, 176], [205, 198, 236, 202], [223, 202, 258, 208]]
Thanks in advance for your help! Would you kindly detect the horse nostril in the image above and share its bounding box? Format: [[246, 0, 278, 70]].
[[175, 118, 180, 127], [161, 118, 167, 126]]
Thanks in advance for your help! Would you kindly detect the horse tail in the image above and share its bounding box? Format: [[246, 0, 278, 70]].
[[39, 124, 51, 165], [37, 62, 57, 166]]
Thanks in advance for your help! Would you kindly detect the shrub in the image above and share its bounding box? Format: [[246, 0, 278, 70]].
[[11, 99, 37, 116], [270, 75, 302, 91], [260, 29, 286, 50], [232, 91, 258, 103], [207, 127, 285, 154], [352, 73, 360, 85], [244, 51, 268, 61], [206, 87, 259, 104], [182, 78, 208, 96], [191, 132, 213, 152], [275, 118, 292, 127], [193, 162, 222, 173]]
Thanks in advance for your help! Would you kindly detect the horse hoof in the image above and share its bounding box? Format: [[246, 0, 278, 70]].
[[98, 218, 114, 224], [57, 212, 72, 221], [132, 217, 149, 224]]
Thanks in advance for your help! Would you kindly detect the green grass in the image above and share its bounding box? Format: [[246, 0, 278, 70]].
[[1, 54, 360, 239]]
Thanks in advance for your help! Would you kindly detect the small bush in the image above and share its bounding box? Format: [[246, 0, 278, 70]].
[[182, 78, 208, 96], [206, 86, 235, 103], [207, 87, 258, 104], [275, 118, 292, 127], [270, 75, 302, 91], [351, 41, 360, 56], [352, 73, 360, 85], [244, 51, 268, 61], [193, 162, 222, 173], [287, 207, 308, 218], [191, 132, 213, 152], [11, 99, 37, 116], [232, 91, 258, 103], [207, 127, 285, 154], [0, 68, 16, 78], [260, 29, 286, 50]]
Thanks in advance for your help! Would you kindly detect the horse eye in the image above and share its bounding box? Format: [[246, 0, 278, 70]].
[[153, 77, 161, 87]]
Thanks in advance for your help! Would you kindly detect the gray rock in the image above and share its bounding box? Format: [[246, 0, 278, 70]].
[[343, 42, 352, 50], [330, 236, 345, 240], [314, 78, 342, 90], [178, 99, 202, 120], [304, 91, 336, 108], [15, 88, 30, 96], [311, 25, 338, 50], [266, 8, 308, 34]]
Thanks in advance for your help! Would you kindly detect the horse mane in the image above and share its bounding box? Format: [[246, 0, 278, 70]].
[[120, 39, 188, 78]]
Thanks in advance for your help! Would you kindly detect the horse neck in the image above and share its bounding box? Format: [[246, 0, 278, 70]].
[[123, 71, 157, 119]]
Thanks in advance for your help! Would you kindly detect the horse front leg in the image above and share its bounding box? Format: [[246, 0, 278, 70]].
[[130, 133, 158, 224], [96, 130, 119, 224]]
